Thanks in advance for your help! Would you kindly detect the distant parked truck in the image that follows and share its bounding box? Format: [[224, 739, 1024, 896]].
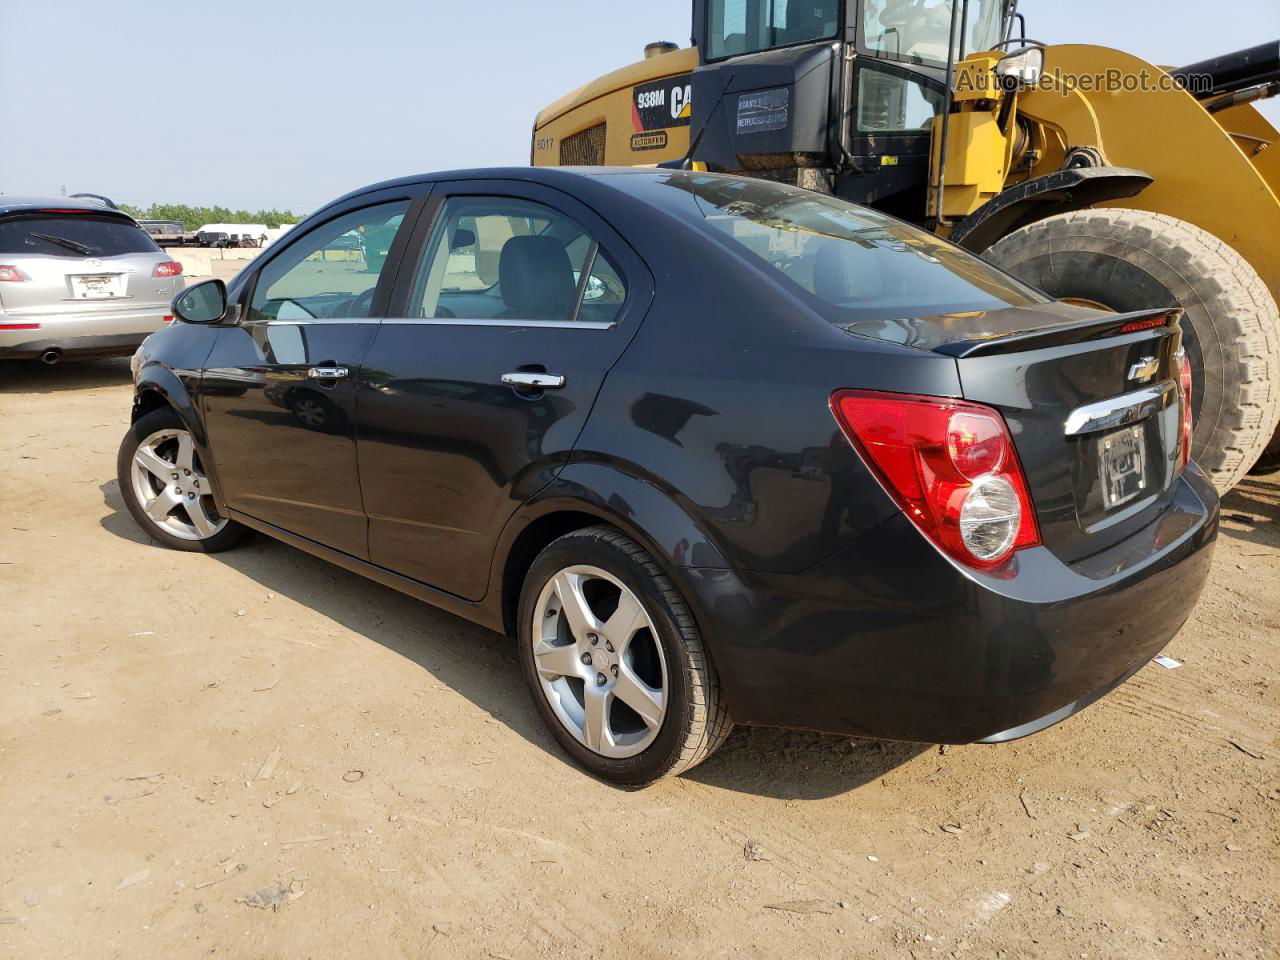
[[194, 223, 272, 249], [137, 219, 196, 247]]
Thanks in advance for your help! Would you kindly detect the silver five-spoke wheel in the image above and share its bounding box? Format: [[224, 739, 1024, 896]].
[[531, 565, 668, 758], [129, 428, 227, 541]]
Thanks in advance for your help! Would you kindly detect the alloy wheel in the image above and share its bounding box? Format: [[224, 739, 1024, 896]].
[[531, 565, 669, 758], [129, 428, 228, 541]]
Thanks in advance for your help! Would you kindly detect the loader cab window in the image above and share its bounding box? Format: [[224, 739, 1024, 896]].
[[861, 0, 1010, 65], [856, 66, 945, 133], [706, 0, 841, 60]]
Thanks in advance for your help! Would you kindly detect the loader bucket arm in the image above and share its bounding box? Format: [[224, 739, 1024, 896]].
[[1016, 44, 1280, 305]]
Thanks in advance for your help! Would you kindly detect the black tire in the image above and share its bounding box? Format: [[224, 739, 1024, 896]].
[[117, 407, 249, 553], [985, 209, 1280, 493], [1251, 426, 1280, 475], [516, 526, 732, 787]]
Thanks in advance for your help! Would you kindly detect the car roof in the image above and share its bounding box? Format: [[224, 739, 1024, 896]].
[[315, 166, 702, 216], [0, 195, 134, 218]]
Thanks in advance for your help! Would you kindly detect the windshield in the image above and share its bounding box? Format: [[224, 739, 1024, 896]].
[[706, 0, 841, 60], [659, 173, 1044, 326], [862, 0, 1009, 65]]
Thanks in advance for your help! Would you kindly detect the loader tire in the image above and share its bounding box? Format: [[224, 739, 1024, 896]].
[[986, 209, 1280, 493], [1251, 426, 1280, 475]]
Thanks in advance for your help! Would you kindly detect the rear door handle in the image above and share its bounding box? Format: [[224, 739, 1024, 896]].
[[501, 371, 566, 389], [307, 366, 350, 380]]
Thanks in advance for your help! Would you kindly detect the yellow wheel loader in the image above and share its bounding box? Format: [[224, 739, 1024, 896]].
[[532, 2, 1280, 491]]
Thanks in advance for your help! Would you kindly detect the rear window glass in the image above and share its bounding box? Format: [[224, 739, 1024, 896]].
[[0, 215, 161, 258], [664, 173, 1045, 323]]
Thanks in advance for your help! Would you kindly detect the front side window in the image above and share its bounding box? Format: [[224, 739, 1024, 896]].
[[0, 215, 160, 258], [248, 201, 408, 322], [862, 0, 1009, 66], [411, 196, 626, 325], [661, 172, 1044, 322], [706, 0, 841, 60]]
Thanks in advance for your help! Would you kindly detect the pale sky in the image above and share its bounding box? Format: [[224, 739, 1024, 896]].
[[1, 0, 1276, 212]]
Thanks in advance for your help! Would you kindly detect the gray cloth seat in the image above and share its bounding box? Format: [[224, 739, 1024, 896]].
[[498, 235, 577, 320]]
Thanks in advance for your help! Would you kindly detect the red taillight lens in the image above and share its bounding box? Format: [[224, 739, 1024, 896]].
[[830, 390, 1040, 569], [1178, 348, 1193, 468], [0, 265, 27, 282], [946, 411, 1007, 479], [0, 322, 40, 330], [163, 315, 175, 325], [153, 261, 183, 278]]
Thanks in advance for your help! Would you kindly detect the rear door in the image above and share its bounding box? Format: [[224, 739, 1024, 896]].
[[200, 194, 420, 559], [355, 180, 651, 600]]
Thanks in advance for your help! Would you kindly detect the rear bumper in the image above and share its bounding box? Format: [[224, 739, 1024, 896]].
[[0, 307, 168, 358], [683, 466, 1219, 743]]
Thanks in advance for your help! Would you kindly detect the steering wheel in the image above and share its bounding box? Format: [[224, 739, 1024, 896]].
[[333, 287, 376, 319]]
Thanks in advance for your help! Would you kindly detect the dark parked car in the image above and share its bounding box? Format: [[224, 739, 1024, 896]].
[[196, 231, 231, 248], [119, 168, 1218, 786]]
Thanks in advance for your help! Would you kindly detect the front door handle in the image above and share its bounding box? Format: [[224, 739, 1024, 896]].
[[501, 371, 566, 389], [307, 366, 350, 381]]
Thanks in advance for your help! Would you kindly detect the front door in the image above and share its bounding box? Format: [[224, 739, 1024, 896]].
[[201, 197, 416, 558], [355, 182, 651, 599]]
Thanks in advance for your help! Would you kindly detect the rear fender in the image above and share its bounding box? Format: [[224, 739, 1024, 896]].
[[490, 462, 756, 717]]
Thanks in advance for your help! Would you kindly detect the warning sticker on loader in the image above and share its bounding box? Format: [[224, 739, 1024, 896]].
[[737, 88, 789, 134], [632, 75, 693, 131]]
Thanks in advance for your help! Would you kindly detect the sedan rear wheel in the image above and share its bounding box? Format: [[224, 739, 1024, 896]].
[[518, 526, 732, 786], [532, 565, 669, 758], [117, 407, 248, 552]]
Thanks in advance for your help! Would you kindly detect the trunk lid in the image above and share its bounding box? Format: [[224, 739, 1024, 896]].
[[843, 303, 1187, 562], [0, 252, 177, 316]]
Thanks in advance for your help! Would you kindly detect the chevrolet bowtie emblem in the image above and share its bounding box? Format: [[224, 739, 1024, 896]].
[[1127, 356, 1159, 383]]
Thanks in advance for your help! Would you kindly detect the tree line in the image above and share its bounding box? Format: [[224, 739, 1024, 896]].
[[118, 203, 300, 230]]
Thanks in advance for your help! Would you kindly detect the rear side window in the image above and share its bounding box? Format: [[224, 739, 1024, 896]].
[[410, 196, 627, 325], [0, 215, 161, 257], [667, 173, 1045, 323]]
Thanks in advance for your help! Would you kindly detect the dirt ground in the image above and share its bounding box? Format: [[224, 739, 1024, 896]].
[[1, 358, 1277, 960]]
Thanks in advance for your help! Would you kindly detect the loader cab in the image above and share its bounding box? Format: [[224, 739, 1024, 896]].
[[688, 0, 1016, 217]]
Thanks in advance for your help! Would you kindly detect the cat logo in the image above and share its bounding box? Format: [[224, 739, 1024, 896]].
[[633, 74, 693, 131], [671, 85, 692, 121]]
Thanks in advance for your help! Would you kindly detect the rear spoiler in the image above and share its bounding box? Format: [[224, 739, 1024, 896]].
[[932, 308, 1183, 359]]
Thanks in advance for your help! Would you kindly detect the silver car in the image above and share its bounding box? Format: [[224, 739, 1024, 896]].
[[0, 197, 184, 364]]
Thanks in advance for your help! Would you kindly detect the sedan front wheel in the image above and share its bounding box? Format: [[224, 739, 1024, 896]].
[[117, 408, 248, 552]]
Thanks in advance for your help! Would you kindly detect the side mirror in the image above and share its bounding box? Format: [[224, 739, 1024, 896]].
[[173, 279, 231, 324]]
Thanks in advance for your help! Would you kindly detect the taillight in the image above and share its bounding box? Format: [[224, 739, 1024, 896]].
[[0, 322, 40, 330], [163, 315, 175, 325], [153, 261, 183, 278], [0, 265, 26, 282], [830, 390, 1040, 569], [1177, 348, 1193, 468]]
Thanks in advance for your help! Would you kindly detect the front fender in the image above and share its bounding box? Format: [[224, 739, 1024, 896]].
[[132, 358, 226, 513], [950, 166, 1153, 253]]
